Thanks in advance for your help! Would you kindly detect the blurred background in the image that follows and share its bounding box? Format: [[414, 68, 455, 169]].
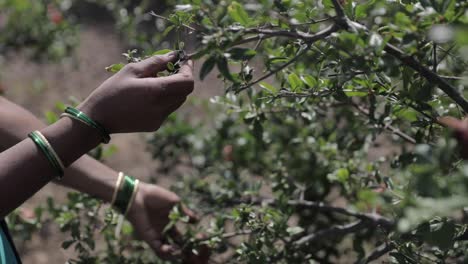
[[0, 1, 219, 262]]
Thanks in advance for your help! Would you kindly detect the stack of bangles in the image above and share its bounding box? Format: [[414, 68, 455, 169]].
[[28, 106, 110, 180], [111, 172, 140, 215], [29, 106, 138, 214]]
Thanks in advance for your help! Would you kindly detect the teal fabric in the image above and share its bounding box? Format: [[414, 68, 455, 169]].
[[0, 225, 18, 264]]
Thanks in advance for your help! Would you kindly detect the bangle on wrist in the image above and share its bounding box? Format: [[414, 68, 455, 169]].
[[29, 130, 65, 179], [111, 173, 139, 216], [110, 172, 124, 206], [125, 179, 139, 216], [60, 106, 111, 144]]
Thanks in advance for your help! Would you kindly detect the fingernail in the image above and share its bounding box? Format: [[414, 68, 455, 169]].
[[167, 51, 176, 58]]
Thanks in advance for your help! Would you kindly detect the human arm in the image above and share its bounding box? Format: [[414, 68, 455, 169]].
[[0, 53, 203, 260], [0, 95, 199, 258]]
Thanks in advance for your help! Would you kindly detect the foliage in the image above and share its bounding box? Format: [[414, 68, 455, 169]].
[[0, 0, 78, 60], [4, 0, 468, 263]]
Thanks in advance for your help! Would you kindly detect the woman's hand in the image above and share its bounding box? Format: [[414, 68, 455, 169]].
[[126, 182, 209, 263], [78, 52, 194, 133]]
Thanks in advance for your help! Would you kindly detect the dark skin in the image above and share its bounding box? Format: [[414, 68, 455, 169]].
[[0, 53, 209, 263]]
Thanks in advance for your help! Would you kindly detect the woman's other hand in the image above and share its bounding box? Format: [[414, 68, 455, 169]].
[[126, 182, 210, 263]]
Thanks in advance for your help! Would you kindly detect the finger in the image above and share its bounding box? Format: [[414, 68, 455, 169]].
[[127, 52, 178, 77], [438, 116, 466, 131], [175, 59, 194, 77], [169, 227, 184, 245], [150, 239, 179, 260], [157, 67, 195, 96], [183, 234, 211, 264], [135, 59, 194, 96], [138, 227, 172, 259], [181, 204, 199, 224]]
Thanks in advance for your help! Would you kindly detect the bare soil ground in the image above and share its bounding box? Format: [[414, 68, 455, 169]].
[[1, 23, 221, 263]]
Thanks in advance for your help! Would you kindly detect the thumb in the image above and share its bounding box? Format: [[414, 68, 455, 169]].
[[132, 52, 178, 77], [181, 204, 198, 224]]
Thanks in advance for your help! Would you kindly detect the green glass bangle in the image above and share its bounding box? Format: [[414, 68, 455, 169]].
[[114, 175, 137, 214], [29, 131, 64, 179], [63, 107, 111, 144]]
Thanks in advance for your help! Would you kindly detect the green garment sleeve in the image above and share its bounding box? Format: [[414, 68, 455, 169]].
[[0, 221, 19, 264]]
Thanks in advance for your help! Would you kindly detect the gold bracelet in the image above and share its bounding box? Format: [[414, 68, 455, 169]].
[[111, 172, 124, 206], [124, 179, 140, 216]]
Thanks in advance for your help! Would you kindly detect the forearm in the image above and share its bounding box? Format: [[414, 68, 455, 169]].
[[0, 117, 101, 218], [0, 98, 116, 217]]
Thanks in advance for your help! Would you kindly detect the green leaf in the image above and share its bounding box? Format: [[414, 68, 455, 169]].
[[162, 24, 175, 37], [286, 226, 304, 235], [55, 101, 66, 111], [102, 145, 118, 159], [228, 1, 250, 26], [105, 63, 124, 73], [301, 74, 317, 88], [228, 48, 257, 60], [259, 81, 278, 93], [44, 111, 58, 124], [152, 49, 173, 56], [355, 1, 375, 20], [336, 168, 350, 182], [217, 57, 235, 82], [343, 90, 368, 97], [322, 0, 334, 10], [199, 56, 216, 80], [288, 73, 302, 92], [167, 62, 175, 71]]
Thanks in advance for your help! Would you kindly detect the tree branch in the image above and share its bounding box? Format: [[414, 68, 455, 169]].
[[330, 0, 346, 20], [293, 220, 365, 247], [235, 45, 309, 93], [286, 200, 394, 229], [248, 198, 394, 230], [150, 11, 200, 32], [234, 25, 338, 93], [353, 103, 417, 144], [364, 242, 394, 263], [231, 24, 339, 42], [383, 43, 468, 113], [327, 1, 468, 113]]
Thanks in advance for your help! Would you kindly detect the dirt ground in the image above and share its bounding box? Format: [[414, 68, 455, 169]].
[[1, 23, 222, 263]]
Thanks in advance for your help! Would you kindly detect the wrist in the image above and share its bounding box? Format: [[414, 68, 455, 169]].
[[126, 182, 145, 218], [40, 117, 101, 167], [77, 98, 110, 135], [111, 174, 141, 215]]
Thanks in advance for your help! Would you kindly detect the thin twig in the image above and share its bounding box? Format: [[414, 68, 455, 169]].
[[229, 24, 338, 42], [291, 16, 335, 26], [195, 230, 252, 243], [364, 242, 394, 263], [149, 11, 200, 32], [353, 103, 417, 144], [439, 75, 466, 80], [287, 200, 394, 229], [247, 198, 394, 229], [293, 221, 365, 246], [235, 45, 310, 93], [235, 25, 338, 92]]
